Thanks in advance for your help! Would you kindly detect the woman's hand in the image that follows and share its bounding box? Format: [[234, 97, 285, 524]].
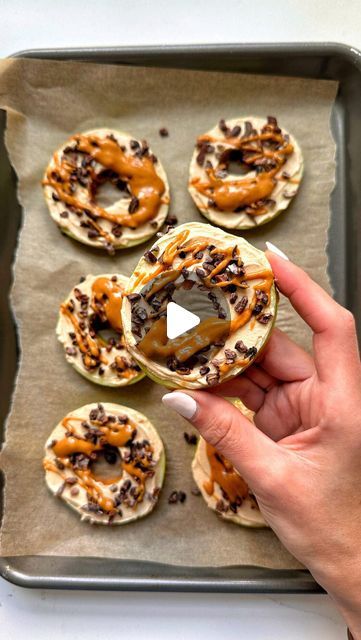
[[163, 249, 361, 638]]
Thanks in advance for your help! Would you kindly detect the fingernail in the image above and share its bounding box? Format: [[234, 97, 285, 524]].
[[265, 241, 289, 261], [162, 392, 197, 419]]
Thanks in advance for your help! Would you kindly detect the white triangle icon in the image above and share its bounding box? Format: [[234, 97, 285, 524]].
[[166, 301, 200, 340]]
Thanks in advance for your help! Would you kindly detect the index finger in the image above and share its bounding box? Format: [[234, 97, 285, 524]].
[[266, 250, 360, 382]]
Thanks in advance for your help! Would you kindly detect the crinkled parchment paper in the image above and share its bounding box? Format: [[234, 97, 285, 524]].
[[0, 58, 337, 567]]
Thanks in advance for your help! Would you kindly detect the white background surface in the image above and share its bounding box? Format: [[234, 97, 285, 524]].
[[0, 0, 358, 637]]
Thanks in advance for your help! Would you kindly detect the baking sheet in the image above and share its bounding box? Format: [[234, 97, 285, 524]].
[[0, 57, 337, 567]]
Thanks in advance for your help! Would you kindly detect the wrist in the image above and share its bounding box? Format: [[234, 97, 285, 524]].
[[310, 561, 361, 638], [332, 598, 361, 640]]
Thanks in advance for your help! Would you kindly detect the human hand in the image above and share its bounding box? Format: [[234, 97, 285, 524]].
[[163, 248, 361, 638]]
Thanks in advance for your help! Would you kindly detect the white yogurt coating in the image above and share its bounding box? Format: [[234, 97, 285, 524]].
[[192, 400, 267, 528], [44, 403, 165, 525], [43, 128, 170, 249], [188, 116, 303, 230], [121, 222, 277, 390], [57, 273, 144, 387]]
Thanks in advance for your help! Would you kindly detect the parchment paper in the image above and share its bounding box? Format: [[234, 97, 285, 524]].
[[0, 57, 337, 567]]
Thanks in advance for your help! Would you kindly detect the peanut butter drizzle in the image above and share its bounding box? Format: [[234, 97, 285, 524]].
[[230, 268, 273, 334], [45, 414, 150, 513], [132, 230, 191, 289], [134, 231, 273, 369], [144, 271, 180, 300], [203, 443, 249, 503], [138, 316, 230, 363], [193, 131, 294, 214], [122, 462, 149, 503], [59, 415, 134, 449], [53, 437, 101, 458], [91, 277, 123, 332], [43, 459, 115, 512], [44, 134, 165, 230], [61, 276, 139, 379], [61, 303, 102, 359]]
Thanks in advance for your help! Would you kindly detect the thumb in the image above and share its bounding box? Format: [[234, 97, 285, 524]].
[[162, 390, 288, 496]]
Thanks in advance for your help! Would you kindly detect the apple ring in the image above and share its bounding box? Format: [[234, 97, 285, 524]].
[[43, 128, 170, 251], [57, 273, 144, 387], [122, 222, 277, 390], [189, 116, 303, 229], [192, 400, 267, 527], [43, 403, 165, 525]]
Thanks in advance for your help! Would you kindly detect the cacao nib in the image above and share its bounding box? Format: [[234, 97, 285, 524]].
[[234, 296, 248, 314], [230, 125, 241, 137], [235, 340, 248, 354], [257, 313, 273, 324], [196, 267, 206, 279], [246, 346, 258, 359], [267, 115, 278, 127], [199, 365, 210, 376], [252, 303, 264, 315], [127, 293, 141, 303], [184, 432, 198, 445], [216, 499, 228, 513], [196, 150, 206, 167], [206, 372, 219, 386], [168, 491, 179, 504], [219, 119, 229, 133], [144, 250, 157, 264], [128, 196, 140, 213]]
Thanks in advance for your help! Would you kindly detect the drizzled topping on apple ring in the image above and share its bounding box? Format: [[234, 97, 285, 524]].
[[192, 402, 266, 527], [122, 223, 276, 389], [43, 403, 164, 525], [189, 117, 303, 229], [43, 129, 170, 251], [57, 274, 143, 387]]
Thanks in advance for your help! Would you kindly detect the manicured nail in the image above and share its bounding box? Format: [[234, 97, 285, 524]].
[[162, 392, 197, 419], [265, 241, 289, 261]]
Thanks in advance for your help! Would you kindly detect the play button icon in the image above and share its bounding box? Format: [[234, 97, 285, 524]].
[[166, 301, 200, 340], [133, 267, 231, 369]]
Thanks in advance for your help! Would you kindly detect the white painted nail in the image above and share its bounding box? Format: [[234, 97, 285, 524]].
[[162, 392, 197, 420], [265, 241, 289, 261]]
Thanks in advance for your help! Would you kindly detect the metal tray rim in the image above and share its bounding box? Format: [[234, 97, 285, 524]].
[[0, 557, 321, 593], [9, 40, 361, 66]]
